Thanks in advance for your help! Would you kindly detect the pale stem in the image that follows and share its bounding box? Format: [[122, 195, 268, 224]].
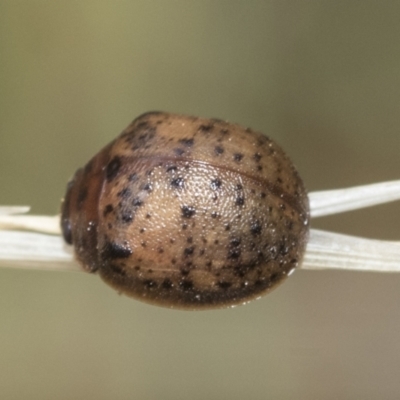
[[0, 179, 399, 273], [304, 229, 400, 272], [309, 179, 400, 217]]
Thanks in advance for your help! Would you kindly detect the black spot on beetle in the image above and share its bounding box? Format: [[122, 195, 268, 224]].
[[106, 157, 122, 181], [121, 212, 133, 224], [143, 183, 152, 192], [199, 124, 213, 132], [228, 248, 241, 259], [174, 148, 185, 156], [234, 266, 246, 278], [211, 211, 218, 218], [253, 153, 262, 162], [235, 196, 245, 206], [257, 135, 270, 146], [270, 273, 279, 283], [215, 146, 224, 155], [137, 129, 156, 145], [279, 242, 289, 256], [210, 178, 222, 190], [77, 187, 88, 205], [235, 184, 243, 191], [217, 281, 232, 290], [101, 241, 132, 260], [250, 221, 262, 235], [162, 279, 173, 290], [103, 204, 114, 216], [181, 205, 196, 218], [230, 238, 241, 247], [61, 218, 72, 245], [180, 268, 190, 276], [117, 188, 131, 199], [143, 279, 157, 289], [171, 177, 185, 189], [109, 263, 127, 276], [132, 197, 143, 207], [166, 165, 177, 172], [179, 280, 194, 291], [179, 138, 194, 147], [233, 153, 244, 162], [136, 121, 149, 129], [128, 173, 138, 182], [184, 246, 195, 256]]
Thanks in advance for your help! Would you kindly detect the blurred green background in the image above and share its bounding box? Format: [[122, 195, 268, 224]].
[[1, 1, 400, 399]]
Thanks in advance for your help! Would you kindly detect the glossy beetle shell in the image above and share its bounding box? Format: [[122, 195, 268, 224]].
[[61, 112, 310, 309]]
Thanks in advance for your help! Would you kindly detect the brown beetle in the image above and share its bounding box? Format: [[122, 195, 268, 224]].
[[61, 112, 309, 309]]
